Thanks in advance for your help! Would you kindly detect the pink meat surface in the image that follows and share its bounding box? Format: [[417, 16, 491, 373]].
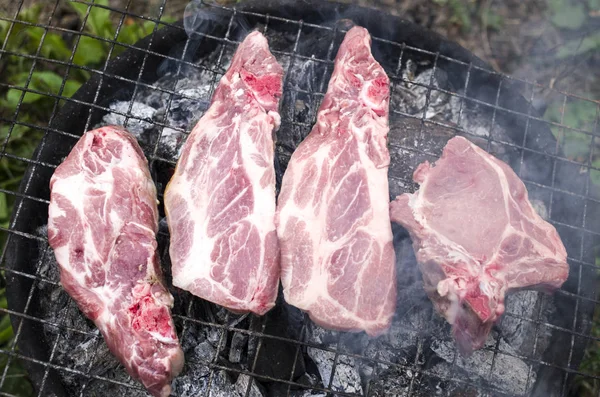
[[48, 126, 184, 397], [276, 26, 397, 336], [390, 135, 569, 353], [164, 31, 283, 315]]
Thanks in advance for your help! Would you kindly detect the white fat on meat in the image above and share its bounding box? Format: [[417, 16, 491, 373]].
[[276, 26, 397, 336], [164, 31, 283, 315], [48, 126, 184, 397]]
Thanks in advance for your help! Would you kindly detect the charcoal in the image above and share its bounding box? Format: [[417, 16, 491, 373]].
[[306, 347, 362, 394], [296, 373, 320, 387], [290, 391, 327, 397], [430, 334, 535, 395], [367, 365, 417, 397], [230, 332, 248, 363], [234, 374, 265, 397], [250, 305, 306, 381], [101, 100, 156, 136]]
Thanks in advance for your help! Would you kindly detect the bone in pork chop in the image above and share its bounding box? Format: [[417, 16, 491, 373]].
[[276, 26, 397, 336], [164, 31, 283, 315], [390, 135, 569, 353], [48, 126, 184, 397]]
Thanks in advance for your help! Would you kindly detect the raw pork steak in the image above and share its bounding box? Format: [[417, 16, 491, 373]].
[[390, 135, 569, 353], [48, 126, 184, 397], [164, 31, 283, 315], [276, 26, 397, 336]]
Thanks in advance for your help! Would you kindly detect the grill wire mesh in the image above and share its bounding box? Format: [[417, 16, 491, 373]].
[[0, 0, 599, 396]]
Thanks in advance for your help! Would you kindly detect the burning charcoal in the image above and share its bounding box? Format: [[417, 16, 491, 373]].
[[306, 347, 363, 394], [234, 374, 265, 397], [35, 225, 60, 283], [100, 101, 156, 136], [499, 290, 552, 360], [174, 369, 238, 397], [296, 372, 320, 387], [156, 127, 187, 158], [430, 335, 535, 395], [195, 340, 217, 360], [163, 87, 210, 129], [290, 391, 327, 397], [171, 361, 211, 397], [230, 332, 248, 363], [392, 60, 451, 118], [306, 323, 339, 346], [367, 365, 417, 397]]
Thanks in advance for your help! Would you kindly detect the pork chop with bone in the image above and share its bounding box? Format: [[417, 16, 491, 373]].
[[389, 135, 569, 353]]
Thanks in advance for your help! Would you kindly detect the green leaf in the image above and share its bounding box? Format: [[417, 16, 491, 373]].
[[0, 357, 33, 397], [0, 324, 13, 346], [483, 9, 504, 31], [550, 0, 587, 29], [556, 32, 600, 58], [4, 71, 70, 108], [88, 0, 114, 39], [63, 80, 82, 98], [39, 32, 73, 61], [117, 20, 158, 45], [29, 71, 65, 93], [71, 0, 113, 38], [73, 35, 107, 66], [160, 15, 177, 24], [448, 0, 473, 33], [545, 97, 598, 161], [0, 193, 7, 220], [5, 89, 42, 109], [0, 20, 10, 40], [16, 4, 42, 24], [69, 1, 92, 23]]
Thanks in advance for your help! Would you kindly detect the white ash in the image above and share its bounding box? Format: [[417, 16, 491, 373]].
[[94, 67, 214, 160], [392, 59, 512, 144], [393, 60, 451, 119], [306, 347, 363, 395], [234, 374, 264, 397], [367, 365, 418, 397], [430, 333, 535, 395], [101, 101, 156, 136], [290, 391, 327, 397]]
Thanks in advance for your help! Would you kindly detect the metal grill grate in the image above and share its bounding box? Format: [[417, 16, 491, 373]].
[[0, 0, 599, 396]]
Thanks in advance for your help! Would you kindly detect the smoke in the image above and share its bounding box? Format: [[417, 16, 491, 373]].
[[183, 0, 226, 39]]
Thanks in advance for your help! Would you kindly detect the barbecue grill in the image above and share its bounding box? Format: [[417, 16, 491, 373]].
[[1, 0, 599, 396]]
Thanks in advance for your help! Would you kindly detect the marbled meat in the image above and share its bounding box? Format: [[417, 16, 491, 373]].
[[276, 26, 397, 336], [390, 135, 569, 353], [48, 126, 184, 397], [164, 31, 283, 315]]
